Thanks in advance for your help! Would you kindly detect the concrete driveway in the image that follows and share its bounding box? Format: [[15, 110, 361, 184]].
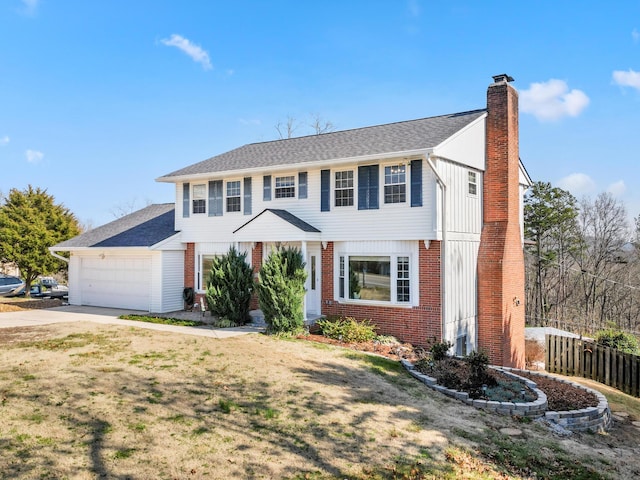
[[0, 305, 264, 339]]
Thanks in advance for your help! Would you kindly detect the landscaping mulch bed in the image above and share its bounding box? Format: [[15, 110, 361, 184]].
[[300, 333, 599, 411]]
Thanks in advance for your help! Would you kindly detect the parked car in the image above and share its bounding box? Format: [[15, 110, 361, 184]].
[[0, 274, 26, 297], [7, 277, 69, 299]]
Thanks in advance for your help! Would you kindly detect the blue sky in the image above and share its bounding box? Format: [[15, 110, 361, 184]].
[[1, 0, 639, 229]]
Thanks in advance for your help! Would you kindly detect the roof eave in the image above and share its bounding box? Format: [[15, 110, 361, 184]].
[[156, 148, 435, 184]]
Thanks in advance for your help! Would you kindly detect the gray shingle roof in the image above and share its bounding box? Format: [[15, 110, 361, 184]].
[[52, 204, 177, 249], [157, 109, 486, 180]]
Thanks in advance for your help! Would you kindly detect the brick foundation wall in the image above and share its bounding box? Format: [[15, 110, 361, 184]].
[[321, 241, 442, 347], [477, 77, 525, 368]]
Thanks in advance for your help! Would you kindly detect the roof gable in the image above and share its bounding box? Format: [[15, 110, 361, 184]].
[[233, 209, 321, 242], [157, 109, 486, 181], [52, 204, 178, 249]]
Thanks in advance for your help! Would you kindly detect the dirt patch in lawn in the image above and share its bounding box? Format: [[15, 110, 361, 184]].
[[0, 323, 638, 479]]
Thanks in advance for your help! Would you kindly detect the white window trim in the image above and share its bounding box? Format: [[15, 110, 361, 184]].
[[192, 183, 207, 215], [274, 174, 297, 199], [335, 252, 416, 307], [383, 163, 408, 205], [334, 169, 355, 208], [467, 170, 478, 197], [226, 179, 242, 213]]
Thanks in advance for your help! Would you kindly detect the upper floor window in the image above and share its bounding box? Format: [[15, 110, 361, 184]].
[[335, 170, 354, 207], [275, 176, 296, 198], [192, 184, 206, 214], [226, 181, 241, 212], [384, 164, 406, 203], [468, 171, 477, 196]]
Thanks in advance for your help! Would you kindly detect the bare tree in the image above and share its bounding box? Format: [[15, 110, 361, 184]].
[[110, 198, 152, 219], [308, 113, 335, 135], [276, 113, 335, 139], [275, 116, 300, 139]]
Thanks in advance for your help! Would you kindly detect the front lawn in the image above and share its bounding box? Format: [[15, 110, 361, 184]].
[[0, 321, 635, 479]]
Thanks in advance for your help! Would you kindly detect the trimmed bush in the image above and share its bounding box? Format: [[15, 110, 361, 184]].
[[257, 247, 307, 335], [594, 328, 640, 355], [317, 317, 377, 343], [205, 246, 254, 326]]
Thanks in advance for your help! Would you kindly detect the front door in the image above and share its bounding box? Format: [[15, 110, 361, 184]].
[[306, 243, 321, 316]]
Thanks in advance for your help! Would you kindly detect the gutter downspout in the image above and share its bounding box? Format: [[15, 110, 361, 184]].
[[425, 154, 447, 344], [49, 249, 69, 264]]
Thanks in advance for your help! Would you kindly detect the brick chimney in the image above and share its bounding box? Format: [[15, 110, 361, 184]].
[[477, 74, 525, 368]]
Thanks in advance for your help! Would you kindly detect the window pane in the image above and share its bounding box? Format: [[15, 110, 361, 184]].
[[335, 170, 354, 206], [397, 256, 410, 302], [192, 199, 206, 214], [384, 165, 406, 203], [193, 184, 206, 199], [349, 256, 390, 301], [339, 256, 345, 298], [275, 176, 296, 198], [227, 181, 241, 212], [468, 171, 477, 195]]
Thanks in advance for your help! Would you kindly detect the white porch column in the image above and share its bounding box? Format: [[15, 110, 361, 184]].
[[301, 240, 307, 322]]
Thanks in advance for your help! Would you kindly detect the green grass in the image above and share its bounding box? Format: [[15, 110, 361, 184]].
[[119, 314, 204, 327]]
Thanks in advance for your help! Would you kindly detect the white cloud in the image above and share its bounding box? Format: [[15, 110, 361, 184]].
[[633, 28, 639, 43], [520, 79, 590, 121], [557, 173, 596, 196], [0, 135, 9, 146], [20, 0, 38, 15], [607, 180, 626, 197], [160, 34, 212, 70], [612, 69, 640, 90], [25, 149, 44, 164]]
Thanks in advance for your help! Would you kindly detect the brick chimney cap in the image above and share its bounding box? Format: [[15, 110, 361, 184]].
[[492, 74, 515, 84]]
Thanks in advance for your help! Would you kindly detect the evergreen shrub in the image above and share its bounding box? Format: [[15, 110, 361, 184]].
[[257, 247, 307, 335], [205, 246, 254, 326]]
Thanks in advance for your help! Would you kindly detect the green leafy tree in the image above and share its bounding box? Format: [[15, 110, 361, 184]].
[[524, 181, 579, 324], [594, 328, 640, 355], [0, 186, 80, 295], [205, 246, 254, 326], [257, 246, 307, 335]]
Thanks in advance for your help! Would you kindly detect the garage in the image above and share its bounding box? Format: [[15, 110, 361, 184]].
[[80, 255, 152, 311]]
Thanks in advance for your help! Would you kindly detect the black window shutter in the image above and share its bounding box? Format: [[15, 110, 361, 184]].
[[320, 169, 330, 212], [244, 177, 252, 215], [263, 175, 271, 201], [208, 180, 223, 217], [183, 183, 190, 218], [410, 159, 423, 207], [358, 165, 379, 210], [298, 172, 308, 199]]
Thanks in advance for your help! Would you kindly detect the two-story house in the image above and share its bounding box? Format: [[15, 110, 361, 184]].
[[52, 74, 531, 368]]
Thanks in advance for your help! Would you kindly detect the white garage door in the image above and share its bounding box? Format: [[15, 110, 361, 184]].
[[80, 256, 151, 311]]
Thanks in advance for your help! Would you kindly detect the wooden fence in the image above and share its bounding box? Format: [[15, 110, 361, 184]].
[[545, 334, 640, 398]]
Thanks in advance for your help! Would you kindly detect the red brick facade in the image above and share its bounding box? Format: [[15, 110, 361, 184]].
[[321, 240, 442, 348], [250, 242, 263, 310], [477, 77, 526, 368]]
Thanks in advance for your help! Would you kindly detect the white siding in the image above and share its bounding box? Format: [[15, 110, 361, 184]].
[[158, 251, 184, 313], [437, 159, 483, 236], [434, 116, 486, 171], [444, 240, 478, 353], [174, 158, 438, 244]]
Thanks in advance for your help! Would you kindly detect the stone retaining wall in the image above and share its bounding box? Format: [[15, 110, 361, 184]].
[[400, 360, 611, 433]]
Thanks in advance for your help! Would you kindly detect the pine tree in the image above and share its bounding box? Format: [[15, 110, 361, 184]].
[[0, 185, 81, 295]]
